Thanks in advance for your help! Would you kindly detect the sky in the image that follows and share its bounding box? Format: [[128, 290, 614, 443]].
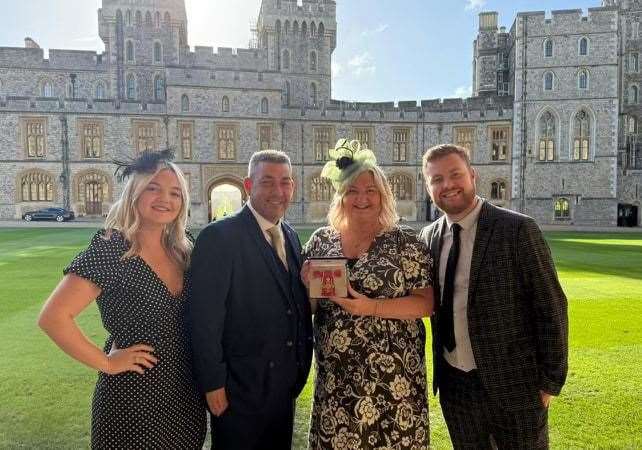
[[0, 0, 599, 102]]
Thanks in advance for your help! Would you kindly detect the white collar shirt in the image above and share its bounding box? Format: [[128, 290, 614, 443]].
[[439, 196, 484, 372], [246, 200, 287, 260]]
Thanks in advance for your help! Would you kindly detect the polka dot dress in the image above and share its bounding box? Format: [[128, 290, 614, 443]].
[[64, 230, 206, 449]]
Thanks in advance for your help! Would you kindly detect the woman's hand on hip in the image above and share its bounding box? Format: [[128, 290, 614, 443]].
[[105, 342, 158, 375]]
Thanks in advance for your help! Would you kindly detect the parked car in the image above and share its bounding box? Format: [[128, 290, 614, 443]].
[[22, 207, 75, 222]]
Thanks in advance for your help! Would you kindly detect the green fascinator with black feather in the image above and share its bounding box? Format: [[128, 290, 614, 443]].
[[320, 139, 377, 190]]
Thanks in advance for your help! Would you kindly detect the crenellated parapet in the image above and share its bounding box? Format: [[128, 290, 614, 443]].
[[283, 96, 514, 123], [0, 47, 107, 71], [0, 95, 166, 115], [515, 7, 618, 35], [184, 47, 269, 71]]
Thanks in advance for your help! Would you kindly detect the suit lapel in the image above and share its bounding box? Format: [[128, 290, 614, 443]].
[[468, 202, 495, 305], [240, 206, 290, 298], [282, 224, 302, 270], [429, 217, 446, 305]]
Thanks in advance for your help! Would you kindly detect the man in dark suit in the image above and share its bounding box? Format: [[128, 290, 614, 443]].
[[419, 144, 568, 449], [189, 150, 313, 450]]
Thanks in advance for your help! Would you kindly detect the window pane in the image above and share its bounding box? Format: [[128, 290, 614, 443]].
[[582, 140, 589, 160], [547, 141, 554, 160]]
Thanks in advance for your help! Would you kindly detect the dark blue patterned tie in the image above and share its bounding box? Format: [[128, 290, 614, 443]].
[[441, 223, 461, 352]]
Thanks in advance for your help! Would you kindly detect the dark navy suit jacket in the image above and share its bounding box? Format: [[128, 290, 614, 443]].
[[188, 206, 313, 414]]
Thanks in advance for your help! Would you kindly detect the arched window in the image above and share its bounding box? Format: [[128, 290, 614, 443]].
[[282, 49, 290, 70], [310, 51, 317, 71], [578, 69, 589, 90], [276, 0, 281, 8], [579, 37, 589, 56], [155, 11, 161, 28], [126, 10, 132, 26], [181, 94, 189, 112], [539, 111, 556, 161], [126, 74, 136, 100], [222, 96, 230, 112], [311, 22, 316, 37], [20, 171, 54, 202], [293, 21, 299, 34], [544, 38, 553, 57], [285, 20, 290, 35], [318, 22, 325, 37], [42, 81, 54, 97], [164, 12, 171, 23], [301, 21, 307, 37], [573, 110, 590, 161], [154, 75, 164, 100], [261, 97, 268, 114], [544, 72, 554, 91], [631, 53, 639, 72], [276, 20, 281, 35], [310, 82, 317, 107], [389, 174, 413, 201], [631, 85, 639, 104], [126, 40, 134, 62], [145, 11, 152, 26], [283, 81, 290, 106], [554, 198, 570, 219], [154, 42, 162, 63], [135, 10, 142, 25], [95, 82, 106, 99], [310, 176, 333, 201], [491, 181, 507, 200], [77, 172, 110, 214]]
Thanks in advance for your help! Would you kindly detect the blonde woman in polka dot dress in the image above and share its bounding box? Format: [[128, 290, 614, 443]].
[[38, 151, 206, 449]]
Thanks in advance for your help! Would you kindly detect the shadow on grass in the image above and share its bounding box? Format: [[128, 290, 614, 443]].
[[547, 239, 642, 281]]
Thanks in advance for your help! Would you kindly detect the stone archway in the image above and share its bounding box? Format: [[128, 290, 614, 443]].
[[74, 170, 112, 216], [206, 177, 246, 222]]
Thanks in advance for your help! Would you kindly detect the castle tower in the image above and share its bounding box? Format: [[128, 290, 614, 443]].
[[473, 12, 510, 97], [257, 0, 337, 108], [98, 0, 188, 101]]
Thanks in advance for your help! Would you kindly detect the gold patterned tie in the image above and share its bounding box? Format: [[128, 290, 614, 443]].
[[267, 225, 288, 270]]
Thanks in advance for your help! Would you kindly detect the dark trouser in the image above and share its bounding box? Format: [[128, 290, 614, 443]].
[[439, 361, 549, 450], [210, 397, 295, 450]]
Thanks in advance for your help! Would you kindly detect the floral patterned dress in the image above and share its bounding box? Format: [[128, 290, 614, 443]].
[[303, 225, 433, 450]]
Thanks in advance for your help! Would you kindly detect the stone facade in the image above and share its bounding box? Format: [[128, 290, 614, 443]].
[[0, 0, 640, 226]]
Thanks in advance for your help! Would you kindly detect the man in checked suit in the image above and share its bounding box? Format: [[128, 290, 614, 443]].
[[419, 144, 568, 449], [189, 150, 313, 449]]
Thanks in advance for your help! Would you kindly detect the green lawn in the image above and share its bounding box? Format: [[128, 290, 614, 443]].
[[0, 227, 641, 449]]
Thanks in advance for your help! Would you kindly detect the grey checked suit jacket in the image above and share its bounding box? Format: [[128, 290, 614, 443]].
[[420, 202, 568, 411]]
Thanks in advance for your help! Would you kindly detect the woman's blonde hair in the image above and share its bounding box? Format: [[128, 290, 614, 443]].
[[327, 164, 399, 231], [105, 161, 192, 270]]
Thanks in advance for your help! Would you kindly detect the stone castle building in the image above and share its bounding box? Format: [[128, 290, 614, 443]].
[[0, 0, 640, 226]]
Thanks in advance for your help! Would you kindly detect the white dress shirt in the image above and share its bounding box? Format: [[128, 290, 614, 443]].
[[246, 201, 287, 269], [439, 196, 484, 372]]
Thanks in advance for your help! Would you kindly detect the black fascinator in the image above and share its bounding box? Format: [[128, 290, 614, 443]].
[[113, 149, 175, 182]]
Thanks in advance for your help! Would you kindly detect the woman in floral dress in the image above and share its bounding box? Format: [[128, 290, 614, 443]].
[[303, 139, 435, 449]]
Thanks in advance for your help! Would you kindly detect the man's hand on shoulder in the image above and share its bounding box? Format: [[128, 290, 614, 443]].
[[206, 387, 229, 416]]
